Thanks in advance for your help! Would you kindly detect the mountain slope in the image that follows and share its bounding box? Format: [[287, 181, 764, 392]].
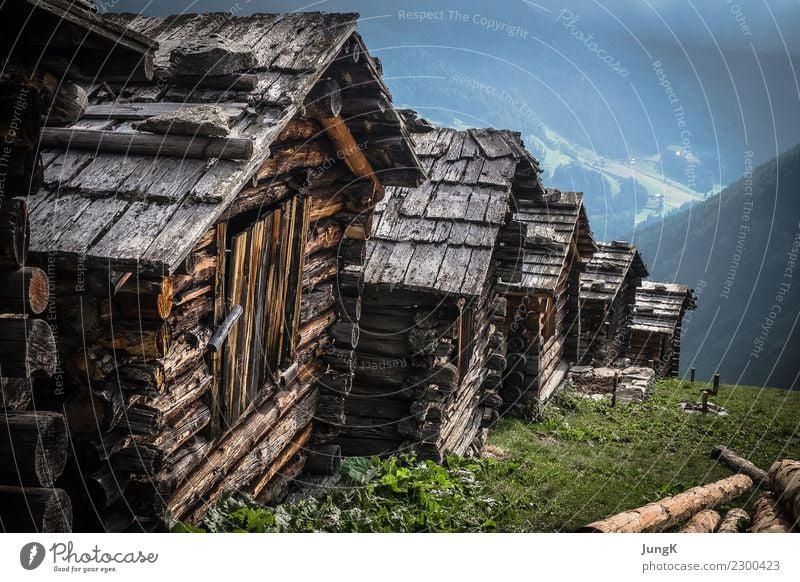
[[632, 144, 800, 389]]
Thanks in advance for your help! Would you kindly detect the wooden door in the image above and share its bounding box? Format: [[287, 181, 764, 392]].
[[221, 194, 310, 425]]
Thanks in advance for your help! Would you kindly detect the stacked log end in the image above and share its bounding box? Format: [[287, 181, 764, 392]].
[[52, 234, 216, 532], [298, 160, 369, 475], [503, 292, 568, 410], [0, 197, 66, 532]]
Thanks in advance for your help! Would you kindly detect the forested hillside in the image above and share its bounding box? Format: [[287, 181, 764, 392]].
[[633, 145, 800, 389]]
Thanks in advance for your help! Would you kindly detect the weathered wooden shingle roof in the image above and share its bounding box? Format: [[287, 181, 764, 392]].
[[581, 241, 648, 302], [28, 11, 422, 274], [509, 190, 595, 293], [630, 281, 696, 335], [365, 127, 540, 297]]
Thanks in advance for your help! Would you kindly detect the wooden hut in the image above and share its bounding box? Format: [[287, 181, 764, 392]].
[[501, 189, 595, 408], [626, 281, 696, 376], [336, 126, 544, 461], [24, 11, 423, 529], [578, 241, 648, 365]]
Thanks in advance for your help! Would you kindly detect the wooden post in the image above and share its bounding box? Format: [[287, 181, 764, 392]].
[[712, 373, 720, 395], [690, 367, 696, 382], [701, 390, 709, 413], [610, 372, 618, 407]]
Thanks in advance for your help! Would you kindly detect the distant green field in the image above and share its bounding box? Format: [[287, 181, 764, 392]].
[[485, 379, 800, 531]]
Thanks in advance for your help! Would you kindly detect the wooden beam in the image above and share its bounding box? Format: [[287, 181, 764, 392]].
[[83, 102, 248, 122], [315, 114, 383, 201], [40, 128, 254, 160]]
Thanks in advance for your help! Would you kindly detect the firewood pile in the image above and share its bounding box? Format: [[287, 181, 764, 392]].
[[568, 364, 655, 404]]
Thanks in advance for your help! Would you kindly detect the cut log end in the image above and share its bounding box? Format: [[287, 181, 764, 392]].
[[304, 444, 342, 475], [0, 486, 72, 532], [0, 267, 49, 315], [0, 411, 68, 487], [0, 318, 57, 377], [0, 198, 29, 270], [64, 387, 124, 434], [767, 459, 800, 528], [751, 491, 795, 533], [680, 509, 721, 533]]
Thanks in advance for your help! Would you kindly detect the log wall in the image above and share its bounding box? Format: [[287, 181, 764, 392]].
[[339, 285, 505, 462], [0, 78, 65, 532]]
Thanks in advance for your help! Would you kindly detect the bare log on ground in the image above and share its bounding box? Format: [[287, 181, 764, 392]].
[[767, 460, 800, 527], [717, 508, 750, 533], [581, 474, 753, 533], [679, 509, 721, 533], [711, 445, 768, 485], [750, 492, 794, 533]]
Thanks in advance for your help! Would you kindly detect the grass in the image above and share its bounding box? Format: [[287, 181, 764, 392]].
[[483, 379, 800, 531], [184, 379, 800, 532]]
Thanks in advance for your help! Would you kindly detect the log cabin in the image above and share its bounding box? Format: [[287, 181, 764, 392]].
[[501, 189, 596, 410], [0, 0, 156, 532], [336, 125, 545, 461], [578, 241, 648, 365], [21, 11, 423, 530], [626, 281, 696, 376]]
